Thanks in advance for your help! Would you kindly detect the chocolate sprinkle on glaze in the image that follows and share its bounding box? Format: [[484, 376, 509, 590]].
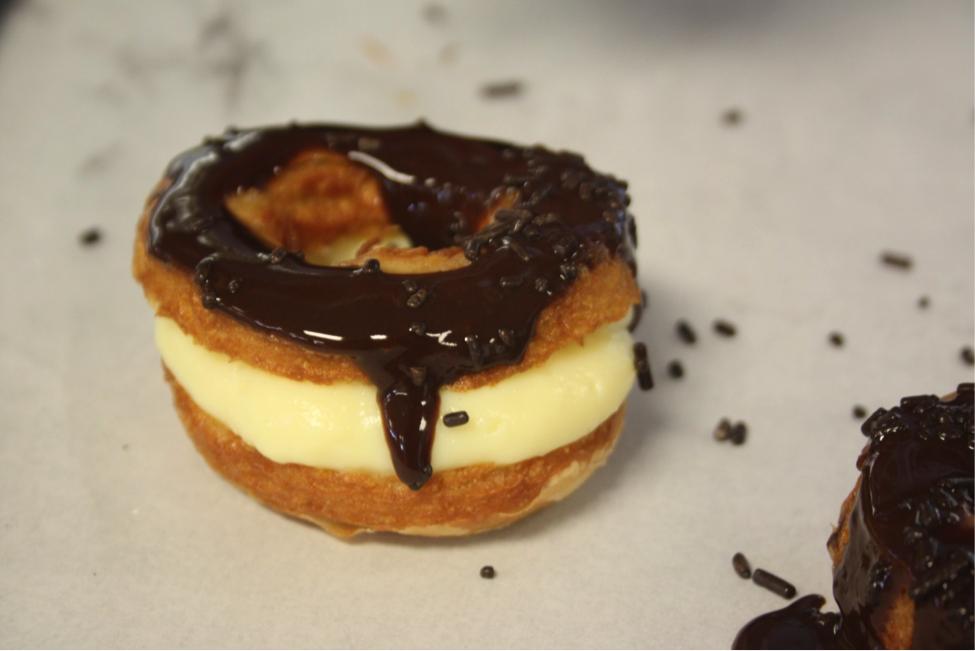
[[443, 411, 469, 427], [676, 320, 697, 344], [752, 568, 797, 600], [733, 553, 752, 579], [146, 123, 636, 489]]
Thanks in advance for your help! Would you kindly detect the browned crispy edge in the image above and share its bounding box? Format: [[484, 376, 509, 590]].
[[132, 175, 641, 391], [165, 367, 626, 537]]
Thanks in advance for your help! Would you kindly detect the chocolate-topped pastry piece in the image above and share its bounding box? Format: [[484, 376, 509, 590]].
[[734, 384, 973, 649], [133, 122, 644, 536], [828, 383, 974, 649]]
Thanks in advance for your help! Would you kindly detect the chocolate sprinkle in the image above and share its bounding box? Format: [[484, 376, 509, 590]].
[[480, 565, 496, 579], [634, 342, 653, 390], [722, 108, 743, 126], [852, 405, 867, 419], [962, 346, 974, 365], [409, 366, 427, 387], [667, 360, 684, 379], [465, 335, 483, 367], [733, 553, 752, 579], [499, 275, 524, 289], [714, 418, 732, 442], [880, 250, 913, 269], [443, 411, 469, 427], [79, 227, 101, 246], [402, 279, 419, 293], [406, 289, 428, 309], [917, 295, 930, 309], [676, 320, 697, 344], [828, 332, 845, 347], [729, 422, 748, 445], [713, 319, 737, 337], [481, 80, 523, 99], [409, 321, 427, 336], [752, 569, 797, 600]]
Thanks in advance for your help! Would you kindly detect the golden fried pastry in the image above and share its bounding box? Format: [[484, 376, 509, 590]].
[[133, 123, 646, 536]]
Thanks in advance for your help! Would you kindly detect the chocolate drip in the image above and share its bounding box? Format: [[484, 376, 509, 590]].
[[732, 595, 845, 650], [148, 123, 636, 488]]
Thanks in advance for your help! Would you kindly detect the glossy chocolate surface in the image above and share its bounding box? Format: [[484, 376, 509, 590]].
[[147, 123, 637, 488], [735, 384, 974, 649]]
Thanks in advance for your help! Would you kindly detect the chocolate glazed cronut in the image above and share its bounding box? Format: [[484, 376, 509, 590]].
[[733, 385, 974, 649], [136, 123, 642, 497]]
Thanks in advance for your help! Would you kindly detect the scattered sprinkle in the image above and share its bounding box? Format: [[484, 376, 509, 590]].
[[733, 553, 752, 579], [402, 279, 418, 293], [722, 108, 744, 126], [667, 360, 685, 379], [880, 251, 913, 269], [79, 227, 102, 246], [633, 342, 653, 390], [227, 279, 241, 294], [481, 80, 523, 99], [201, 292, 217, 309], [443, 411, 470, 427], [498, 328, 515, 346], [917, 295, 930, 309], [409, 321, 427, 336], [676, 320, 697, 345], [752, 568, 797, 600], [480, 565, 496, 579], [852, 405, 867, 419], [729, 422, 748, 446], [828, 332, 845, 348], [962, 346, 974, 366], [713, 418, 732, 442], [423, 3, 446, 24], [713, 319, 737, 337]]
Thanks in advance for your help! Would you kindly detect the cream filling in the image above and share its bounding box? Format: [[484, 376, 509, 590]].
[[156, 315, 634, 474]]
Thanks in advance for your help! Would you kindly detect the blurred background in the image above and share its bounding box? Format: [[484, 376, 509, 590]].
[[0, 1, 972, 647]]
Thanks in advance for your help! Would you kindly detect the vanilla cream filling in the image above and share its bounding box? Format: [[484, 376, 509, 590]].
[[156, 315, 634, 474]]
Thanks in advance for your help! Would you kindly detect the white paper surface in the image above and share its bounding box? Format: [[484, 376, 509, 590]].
[[1, 1, 972, 647]]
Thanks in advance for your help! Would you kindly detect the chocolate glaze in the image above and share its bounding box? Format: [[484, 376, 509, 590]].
[[734, 384, 974, 649], [147, 123, 637, 489]]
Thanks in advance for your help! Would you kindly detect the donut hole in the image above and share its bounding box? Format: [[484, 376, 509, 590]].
[[224, 149, 412, 265], [223, 149, 514, 273]]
